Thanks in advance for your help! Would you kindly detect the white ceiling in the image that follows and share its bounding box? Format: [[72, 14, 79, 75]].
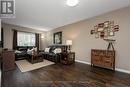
[[2, 0, 130, 31]]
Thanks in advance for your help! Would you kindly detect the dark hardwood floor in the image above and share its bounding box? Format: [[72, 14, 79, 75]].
[[2, 62, 130, 87]]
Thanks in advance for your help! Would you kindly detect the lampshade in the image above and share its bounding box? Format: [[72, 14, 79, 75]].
[[66, 40, 72, 45]]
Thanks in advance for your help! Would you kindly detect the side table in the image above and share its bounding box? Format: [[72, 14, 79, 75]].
[[60, 52, 75, 65]]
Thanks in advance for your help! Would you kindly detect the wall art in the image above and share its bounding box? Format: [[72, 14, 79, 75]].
[[53, 31, 62, 44], [91, 21, 119, 39]]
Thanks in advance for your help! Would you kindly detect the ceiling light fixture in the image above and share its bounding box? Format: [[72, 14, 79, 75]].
[[66, 0, 79, 7]]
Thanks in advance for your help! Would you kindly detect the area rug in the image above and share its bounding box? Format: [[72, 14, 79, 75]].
[[15, 59, 55, 72]]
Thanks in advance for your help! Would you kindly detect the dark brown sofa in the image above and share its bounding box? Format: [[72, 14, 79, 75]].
[[42, 45, 68, 63], [15, 46, 37, 60]]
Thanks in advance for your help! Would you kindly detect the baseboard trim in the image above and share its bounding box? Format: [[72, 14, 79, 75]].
[[75, 60, 130, 74], [75, 60, 91, 65], [115, 68, 130, 74]]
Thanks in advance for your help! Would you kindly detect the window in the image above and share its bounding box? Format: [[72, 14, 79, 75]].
[[17, 32, 36, 46]]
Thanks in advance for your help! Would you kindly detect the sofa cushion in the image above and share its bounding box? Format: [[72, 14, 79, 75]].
[[53, 48, 62, 54], [18, 47, 28, 51], [15, 50, 22, 54], [45, 48, 50, 53], [27, 49, 33, 54], [15, 51, 27, 58]]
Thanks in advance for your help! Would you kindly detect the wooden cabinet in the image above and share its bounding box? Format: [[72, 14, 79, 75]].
[[91, 49, 115, 70], [61, 52, 75, 65], [2, 50, 15, 72]]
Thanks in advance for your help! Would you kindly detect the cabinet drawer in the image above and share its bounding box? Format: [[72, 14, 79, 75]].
[[92, 57, 102, 65], [104, 62, 113, 68], [104, 57, 112, 67], [104, 57, 112, 61], [104, 56, 114, 62]]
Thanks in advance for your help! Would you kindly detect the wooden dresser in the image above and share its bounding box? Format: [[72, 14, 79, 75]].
[[91, 49, 115, 70], [2, 50, 15, 72]]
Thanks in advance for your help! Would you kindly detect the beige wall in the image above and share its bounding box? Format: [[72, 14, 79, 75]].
[[47, 6, 130, 71], [2, 23, 47, 50]]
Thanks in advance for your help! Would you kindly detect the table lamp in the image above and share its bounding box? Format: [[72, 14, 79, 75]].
[[66, 40, 72, 52]]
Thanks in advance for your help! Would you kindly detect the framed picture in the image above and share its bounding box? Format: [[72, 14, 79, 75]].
[[110, 26, 114, 32], [53, 31, 62, 44], [98, 23, 104, 32], [110, 21, 114, 26], [104, 21, 109, 28], [91, 30, 95, 34], [95, 33, 99, 38], [114, 25, 119, 29], [100, 31, 105, 38], [98, 23, 104, 28], [109, 31, 115, 36], [104, 28, 108, 37], [114, 25, 119, 32], [91, 21, 119, 39], [94, 25, 98, 33], [98, 28, 104, 32]]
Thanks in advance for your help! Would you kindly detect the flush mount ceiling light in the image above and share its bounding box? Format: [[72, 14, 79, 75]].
[[66, 0, 79, 7]]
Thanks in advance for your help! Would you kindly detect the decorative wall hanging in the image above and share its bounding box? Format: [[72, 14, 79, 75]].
[[53, 31, 62, 44], [91, 21, 119, 39]]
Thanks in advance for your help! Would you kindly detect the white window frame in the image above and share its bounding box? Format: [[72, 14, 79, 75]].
[[17, 32, 36, 46]]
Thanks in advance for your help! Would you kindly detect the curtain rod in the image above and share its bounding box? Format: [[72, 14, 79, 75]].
[[12, 29, 43, 34]]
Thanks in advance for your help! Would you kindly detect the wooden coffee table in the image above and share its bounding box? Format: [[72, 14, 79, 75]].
[[27, 52, 44, 64]]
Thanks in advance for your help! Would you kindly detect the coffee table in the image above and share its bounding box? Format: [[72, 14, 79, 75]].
[[27, 52, 44, 64]]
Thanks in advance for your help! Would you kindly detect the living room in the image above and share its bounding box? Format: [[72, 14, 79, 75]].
[[0, 0, 130, 87]]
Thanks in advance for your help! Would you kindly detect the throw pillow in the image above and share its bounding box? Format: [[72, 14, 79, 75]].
[[27, 49, 32, 54], [15, 50, 22, 54], [45, 48, 50, 52], [53, 48, 62, 54], [33, 47, 37, 52]]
